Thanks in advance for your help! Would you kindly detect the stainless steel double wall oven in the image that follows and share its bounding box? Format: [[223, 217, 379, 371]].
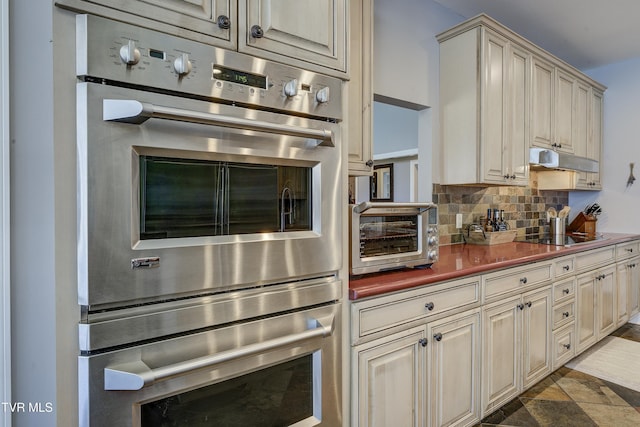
[[76, 15, 343, 426]]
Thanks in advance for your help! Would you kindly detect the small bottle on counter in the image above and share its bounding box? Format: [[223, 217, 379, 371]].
[[493, 209, 500, 231], [498, 210, 508, 231], [484, 209, 493, 232]]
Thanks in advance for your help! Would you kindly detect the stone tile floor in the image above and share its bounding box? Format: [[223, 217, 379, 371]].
[[476, 322, 640, 427]]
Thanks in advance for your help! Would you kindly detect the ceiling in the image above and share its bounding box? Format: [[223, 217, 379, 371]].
[[433, 0, 640, 70]]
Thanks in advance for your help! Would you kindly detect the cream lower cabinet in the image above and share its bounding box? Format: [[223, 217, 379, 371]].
[[426, 309, 481, 427], [354, 327, 426, 427], [481, 286, 551, 417], [353, 310, 481, 427], [576, 265, 617, 353], [618, 256, 640, 321]]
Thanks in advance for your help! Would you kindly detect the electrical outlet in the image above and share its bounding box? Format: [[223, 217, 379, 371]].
[[456, 213, 463, 228]]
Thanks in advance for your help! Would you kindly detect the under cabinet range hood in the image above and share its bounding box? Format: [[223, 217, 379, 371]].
[[529, 148, 599, 173]]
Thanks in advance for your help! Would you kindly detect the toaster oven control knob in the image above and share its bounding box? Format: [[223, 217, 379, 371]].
[[173, 53, 192, 77], [428, 250, 438, 261], [428, 226, 438, 234], [315, 86, 330, 104], [283, 79, 298, 98], [428, 236, 438, 246], [119, 40, 141, 66]]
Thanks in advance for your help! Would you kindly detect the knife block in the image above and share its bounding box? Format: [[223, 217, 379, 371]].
[[568, 212, 597, 235]]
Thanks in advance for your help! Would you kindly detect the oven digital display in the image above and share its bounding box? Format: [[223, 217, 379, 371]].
[[213, 65, 268, 89]]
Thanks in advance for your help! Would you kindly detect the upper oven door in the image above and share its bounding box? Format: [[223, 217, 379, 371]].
[[77, 82, 342, 308]]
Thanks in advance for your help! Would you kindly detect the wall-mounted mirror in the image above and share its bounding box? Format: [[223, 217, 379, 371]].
[[370, 163, 394, 201]]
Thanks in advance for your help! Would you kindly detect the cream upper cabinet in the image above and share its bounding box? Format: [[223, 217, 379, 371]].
[[241, 0, 346, 73], [438, 24, 530, 186], [347, 0, 374, 176], [531, 59, 576, 154], [56, 0, 347, 76], [579, 89, 604, 189]]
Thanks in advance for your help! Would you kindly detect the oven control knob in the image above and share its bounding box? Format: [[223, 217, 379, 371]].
[[283, 79, 298, 98], [428, 250, 438, 261], [428, 236, 438, 246], [173, 53, 192, 77], [315, 86, 330, 104], [119, 40, 141, 66]]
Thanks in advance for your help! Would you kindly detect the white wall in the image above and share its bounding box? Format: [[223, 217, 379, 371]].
[[374, 0, 463, 202], [569, 58, 640, 233], [1, 0, 11, 425]]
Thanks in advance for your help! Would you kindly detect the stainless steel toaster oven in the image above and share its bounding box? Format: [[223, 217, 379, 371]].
[[350, 202, 438, 275]]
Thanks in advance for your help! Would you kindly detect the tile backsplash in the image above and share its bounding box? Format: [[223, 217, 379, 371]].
[[433, 174, 569, 245]]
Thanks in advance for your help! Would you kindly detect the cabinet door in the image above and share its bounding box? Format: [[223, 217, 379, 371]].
[[347, 0, 373, 176], [574, 82, 591, 188], [521, 287, 552, 388], [481, 30, 508, 184], [242, 0, 346, 72], [629, 258, 640, 317], [531, 57, 554, 149], [427, 310, 480, 427], [617, 262, 630, 327], [507, 44, 530, 185], [587, 89, 604, 189], [481, 296, 521, 417], [355, 328, 426, 427], [58, 0, 234, 46], [555, 69, 575, 153], [596, 266, 617, 339], [576, 273, 597, 353]]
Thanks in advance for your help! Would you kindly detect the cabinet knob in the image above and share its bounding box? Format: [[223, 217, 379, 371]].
[[433, 333, 443, 342], [519, 277, 528, 284], [563, 311, 570, 318], [510, 174, 516, 180], [563, 343, 571, 350], [425, 302, 435, 311], [526, 301, 532, 308], [217, 15, 231, 30], [251, 25, 264, 38], [419, 338, 428, 347], [563, 288, 570, 295], [563, 265, 571, 271], [627, 248, 634, 253], [517, 303, 525, 310], [365, 159, 374, 168]]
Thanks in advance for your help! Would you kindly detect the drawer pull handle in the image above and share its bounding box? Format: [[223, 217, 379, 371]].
[[526, 301, 532, 308], [419, 338, 428, 347], [563, 343, 571, 350], [433, 333, 443, 342], [563, 311, 570, 318], [425, 302, 435, 311], [563, 288, 570, 295], [563, 265, 571, 271], [517, 303, 525, 310], [520, 277, 528, 284]]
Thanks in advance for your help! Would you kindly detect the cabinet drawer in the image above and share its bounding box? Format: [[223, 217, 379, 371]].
[[483, 262, 552, 302], [553, 277, 576, 304], [354, 277, 480, 339], [552, 322, 575, 369], [553, 301, 575, 329], [553, 256, 575, 278], [575, 246, 615, 272], [616, 241, 640, 261]]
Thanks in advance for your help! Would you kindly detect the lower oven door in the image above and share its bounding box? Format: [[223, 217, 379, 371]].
[[77, 82, 342, 308], [79, 303, 342, 427]]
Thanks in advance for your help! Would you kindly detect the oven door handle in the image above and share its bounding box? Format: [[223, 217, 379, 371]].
[[103, 99, 335, 146], [103, 314, 335, 391]]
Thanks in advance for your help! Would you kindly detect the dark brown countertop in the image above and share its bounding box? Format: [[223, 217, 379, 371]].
[[349, 233, 640, 300]]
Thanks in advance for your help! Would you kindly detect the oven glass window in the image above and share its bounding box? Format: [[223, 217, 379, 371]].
[[140, 355, 315, 427], [359, 215, 419, 257], [140, 156, 311, 239]]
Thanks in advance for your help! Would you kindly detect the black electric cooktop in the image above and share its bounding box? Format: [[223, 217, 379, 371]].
[[516, 233, 608, 247]]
